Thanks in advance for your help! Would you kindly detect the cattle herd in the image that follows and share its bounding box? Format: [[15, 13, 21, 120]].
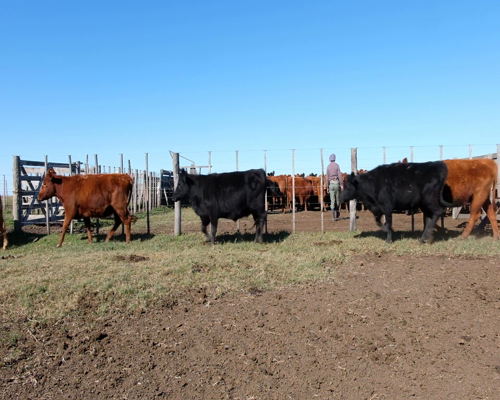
[[0, 158, 497, 250]]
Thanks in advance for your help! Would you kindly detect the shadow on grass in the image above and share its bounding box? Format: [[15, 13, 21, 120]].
[[4, 231, 46, 247], [213, 230, 290, 244], [84, 233, 156, 243], [354, 228, 463, 242]]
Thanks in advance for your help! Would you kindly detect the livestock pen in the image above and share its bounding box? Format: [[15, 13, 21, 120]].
[[5, 143, 500, 243]]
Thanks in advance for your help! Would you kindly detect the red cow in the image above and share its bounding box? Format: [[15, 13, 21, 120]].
[[309, 175, 328, 211], [443, 159, 498, 239], [38, 168, 136, 247], [0, 196, 7, 250], [285, 176, 314, 211]]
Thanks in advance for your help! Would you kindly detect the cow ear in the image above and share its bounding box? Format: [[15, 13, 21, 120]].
[[47, 168, 55, 177]]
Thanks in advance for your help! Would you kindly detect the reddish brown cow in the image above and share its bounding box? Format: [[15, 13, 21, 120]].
[[38, 168, 136, 247], [0, 196, 7, 250], [286, 176, 314, 211], [443, 159, 498, 239], [309, 175, 328, 211], [268, 175, 289, 213]]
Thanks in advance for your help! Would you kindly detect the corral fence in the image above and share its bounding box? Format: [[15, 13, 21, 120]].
[[8, 144, 500, 238], [171, 144, 500, 236], [12, 154, 170, 234]]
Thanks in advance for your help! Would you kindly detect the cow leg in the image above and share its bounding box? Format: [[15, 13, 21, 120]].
[[462, 193, 490, 239], [83, 217, 92, 243], [112, 205, 133, 243], [375, 214, 389, 232], [210, 219, 218, 245], [483, 198, 499, 240], [200, 216, 211, 242], [384, 213, 393, 243], [253, 212, 266, 243], [57, 215, 73, 247], [421, 212, 439, 244], [105, 214, 122, 242], [1, 219, 7, 250]]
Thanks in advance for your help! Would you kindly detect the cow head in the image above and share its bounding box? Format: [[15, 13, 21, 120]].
[[38, 168, 62, 201], [172, 171, 193, 202], [339, 172, 359, 203]]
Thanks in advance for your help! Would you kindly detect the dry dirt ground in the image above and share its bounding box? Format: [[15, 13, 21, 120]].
[[2, 211, 500, 399]]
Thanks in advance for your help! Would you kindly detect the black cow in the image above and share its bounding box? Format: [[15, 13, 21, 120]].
[[172, 169, 267, 244], [339, 161, 449, 243]]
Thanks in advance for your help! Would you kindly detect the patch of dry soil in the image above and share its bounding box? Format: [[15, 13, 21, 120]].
[[2, 253, 500, 399]]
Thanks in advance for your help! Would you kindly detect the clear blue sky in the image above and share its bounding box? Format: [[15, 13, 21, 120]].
[[1, 1, 499, 190]]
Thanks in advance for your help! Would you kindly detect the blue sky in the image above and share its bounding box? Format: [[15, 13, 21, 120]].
[[1, 1, 499, 190]]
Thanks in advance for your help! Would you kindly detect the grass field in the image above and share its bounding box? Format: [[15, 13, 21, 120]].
[[2, 204, 500, 323]]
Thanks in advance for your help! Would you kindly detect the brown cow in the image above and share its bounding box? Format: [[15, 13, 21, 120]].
[[443, 159, 498, 239], [309, 175, 328, 211], [38, 168, 136, 247], [286, 176, 314, 211], [0, 196, 7, 250], [267, 175, 287, 212]]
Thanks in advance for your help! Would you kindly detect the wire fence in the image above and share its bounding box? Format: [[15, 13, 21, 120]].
[[1, 143, 499, 238]]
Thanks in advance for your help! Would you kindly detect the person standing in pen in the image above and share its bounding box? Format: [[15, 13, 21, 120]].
[[326, 153, 343, 221]]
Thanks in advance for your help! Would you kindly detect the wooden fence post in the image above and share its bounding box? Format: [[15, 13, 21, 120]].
[[94, 154, 99, 234], [208, 151, 212, 174], [410, 146, 414, 162], [320, 148, 325, 234], [349, 148, 357, 232], [68, 155, 74, 234], [236, 150, 240, 234], [496, 144, 500, 205], [264, 150, 268, 234], [134, 169, 138, 214], [172, 152, 181, 236], [12, 156, 21, 232], [383, 147, 386, 164], [292, 149, 296, 234], [146, 153, 150, 235], [44, 155, 50, 234]]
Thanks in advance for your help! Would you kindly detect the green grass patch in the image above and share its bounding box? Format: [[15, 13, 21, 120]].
[[1, 208, 499, 322]]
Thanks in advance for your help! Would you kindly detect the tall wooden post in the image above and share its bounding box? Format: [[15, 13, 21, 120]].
[[146, 153, 150, 235], [292, 149, 296, 233], [134, 169, 138, 213], [320, 149, 325, 234], [68, 155, 74, 234], [12, 156, 21, 232], [469, 145, 473, 159], [349, 148, 357, 232], [264, 150, 268, 234], [94, 154, 99, 234], [236, 150, 240, 234], [383, 147, 386, 164], [44, 155, 50, 234], [410, 146, 414, 162], [439, 145, 443, 160], [208, 151, 212, 174], [173, 153, 181, 236], [120, 154, 124, 174]]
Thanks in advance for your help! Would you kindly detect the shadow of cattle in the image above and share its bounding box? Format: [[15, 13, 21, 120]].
[[354, 228, 462, 242], [82, 233, 156, 243], [213, 231, 290, 244], [2, 231, 46, 248]]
